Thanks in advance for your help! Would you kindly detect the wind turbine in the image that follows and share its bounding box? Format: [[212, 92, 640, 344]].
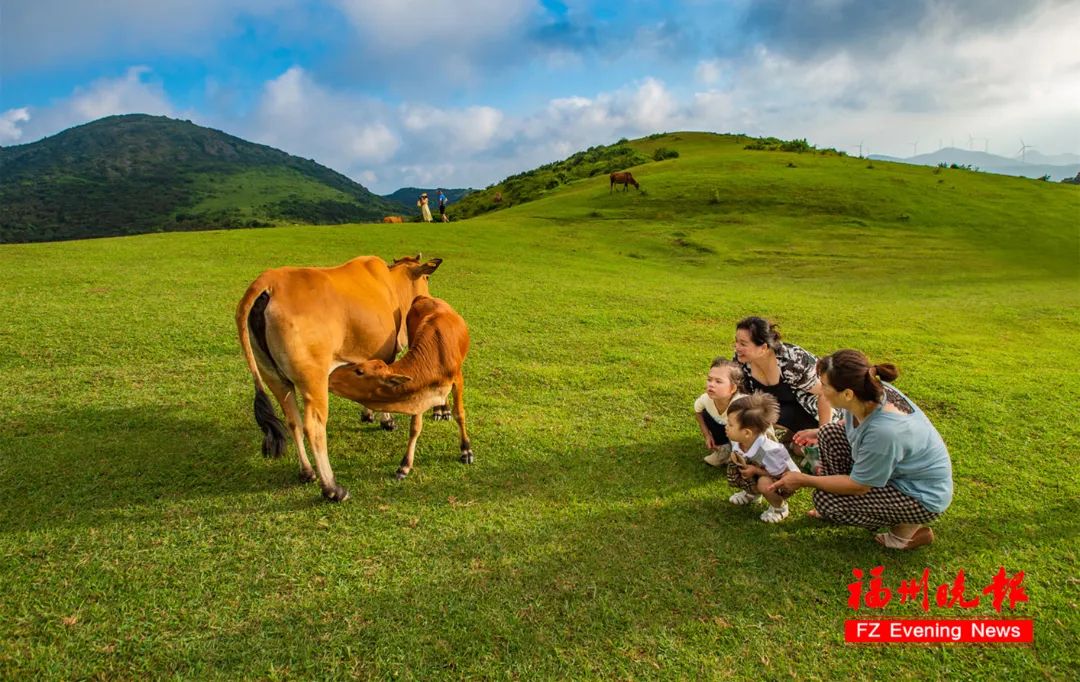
[[911, 140, 919, 157], [983, 138, 989, 153], [1016, 138, 1033, 163], [968, 133, 975, 150], [854, 141, 864, 158]]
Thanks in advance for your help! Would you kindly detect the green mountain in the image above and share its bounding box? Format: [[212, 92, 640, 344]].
[[0, 114, 400, 243], [381, 187, 475, 214]]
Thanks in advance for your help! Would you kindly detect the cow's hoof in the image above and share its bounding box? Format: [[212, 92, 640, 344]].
[[380, 419, 397, 431], [460, 450, 474, 465], [322, 484, 350, 502], [298, 468, 317, 483], [360, 411, 375, 423], [395, 468, 410, 480]]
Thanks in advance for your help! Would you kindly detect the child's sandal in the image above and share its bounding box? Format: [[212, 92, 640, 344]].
[[760, 505, 790, 523], [728, 491, 761, 505]]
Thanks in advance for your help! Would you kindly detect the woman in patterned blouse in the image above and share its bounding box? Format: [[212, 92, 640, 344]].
[[733, 316, 834, 445]]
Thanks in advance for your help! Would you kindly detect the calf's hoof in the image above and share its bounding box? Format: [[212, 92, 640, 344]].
[[380, 419, 397, 431], [460, 449, 474, 465], [322, 484, 350, 502], [298, 468, 317, 483], [360, 411, 375, 423], [395, 468, 410, 481]]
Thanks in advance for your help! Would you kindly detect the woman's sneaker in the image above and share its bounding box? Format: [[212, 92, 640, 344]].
[[760, 504, 790, 523], [729, 491, 761, 505]]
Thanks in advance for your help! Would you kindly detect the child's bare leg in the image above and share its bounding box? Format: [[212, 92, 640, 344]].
[[757, 476, 784, 507]]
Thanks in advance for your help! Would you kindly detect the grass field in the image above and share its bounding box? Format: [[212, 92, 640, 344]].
[[1, 133, 1078, 679]]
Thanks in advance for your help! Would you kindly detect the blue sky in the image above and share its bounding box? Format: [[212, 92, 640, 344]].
[[3, 0, 1078, 193]]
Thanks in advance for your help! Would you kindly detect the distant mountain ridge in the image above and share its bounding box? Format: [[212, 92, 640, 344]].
[[0, 114, 400, 243], [868, 147, 1080, 181]]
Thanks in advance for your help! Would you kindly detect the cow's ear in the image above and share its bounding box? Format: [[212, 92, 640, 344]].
[[383, 374, 412, 387], [417, 258, 442, 276]]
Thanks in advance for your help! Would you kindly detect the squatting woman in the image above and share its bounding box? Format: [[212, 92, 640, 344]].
[[769, 349, 954, 549]]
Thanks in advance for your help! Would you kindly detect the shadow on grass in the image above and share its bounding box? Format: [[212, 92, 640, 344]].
[[3, 402, 1067, 565], [0, 405, 306, 534], [95, 474, 1066, 679], [3, 418, 1068, 677], [348, 427, 1074, 563]]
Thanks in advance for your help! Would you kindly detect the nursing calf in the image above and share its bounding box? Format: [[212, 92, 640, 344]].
[[329, 296, 472, 480], [236, 254, 441, 501]]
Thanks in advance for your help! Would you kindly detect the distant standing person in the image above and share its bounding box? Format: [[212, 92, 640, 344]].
[[438, 189, 450, 222], [418, 193, 433, 222]]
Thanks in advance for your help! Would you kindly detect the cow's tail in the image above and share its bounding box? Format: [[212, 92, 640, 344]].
[[236, 283, 289, 458]]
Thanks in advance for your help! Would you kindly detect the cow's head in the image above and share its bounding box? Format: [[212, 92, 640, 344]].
[[390, 254, 443, 299], [388, 254, 442, 351], [329, 359, 411, 402]]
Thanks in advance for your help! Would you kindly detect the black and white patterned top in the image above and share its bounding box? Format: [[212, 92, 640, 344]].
[[734, 342, 824, 421]]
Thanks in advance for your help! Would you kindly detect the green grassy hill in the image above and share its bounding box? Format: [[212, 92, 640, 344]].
[[1, 132, 1078, 679], [0, 114, 400, 243]]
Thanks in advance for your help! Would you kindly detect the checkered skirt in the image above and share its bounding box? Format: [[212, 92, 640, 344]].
[[812, 423, 941, 530]]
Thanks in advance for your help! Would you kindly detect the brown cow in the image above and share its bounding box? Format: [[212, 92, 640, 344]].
[[328, 295, 472, 479], [610, 171, 640, 193], [236, 254, 442, 501], [382, 216, 404, 223]]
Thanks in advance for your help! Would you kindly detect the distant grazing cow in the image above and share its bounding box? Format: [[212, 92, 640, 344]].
[[493, 191, 503, 204], [382, 216, 404, 223], [610, 171, 640, 193], [236, 254, 442, 501], [328, 295, 472, 480]]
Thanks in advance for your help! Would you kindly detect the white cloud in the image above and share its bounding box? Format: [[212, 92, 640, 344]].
[[0, 108, 31, 145], [249, 66, 401, 168], [330, 0, 537, 82], [631, 78, 677, 131], [400, 104, 506, 153], [67, 67, 175, 122], [695, 59, 722, 86], [685, 0, 1080, 157], [1, 67, 176, 145], [334, 0, 533, 49]]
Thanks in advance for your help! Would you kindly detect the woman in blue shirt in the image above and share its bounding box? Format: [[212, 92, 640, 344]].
[[769, 349, 953, 550]]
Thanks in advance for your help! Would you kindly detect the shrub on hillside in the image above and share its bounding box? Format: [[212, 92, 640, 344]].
[[450, 140, 650, 220], [653, 147, 680, 161], [744, 136, 843, 156], [780, 138, 813, 153]]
